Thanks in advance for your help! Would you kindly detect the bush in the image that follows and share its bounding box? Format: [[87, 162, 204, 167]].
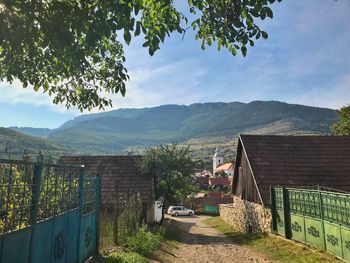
[[126, 224, 162, 256], [117, 195, 142, 244], [157, 223, 179, 241], [105, 251, 148, 263]]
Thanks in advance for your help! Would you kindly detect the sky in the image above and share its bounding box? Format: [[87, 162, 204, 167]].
[[0, 0, 350, 128]]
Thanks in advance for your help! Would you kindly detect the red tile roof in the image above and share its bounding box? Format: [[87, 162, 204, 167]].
[[209, 177, 231, 186], [215, 162, 234, 172], [209, 192, 224, 198]]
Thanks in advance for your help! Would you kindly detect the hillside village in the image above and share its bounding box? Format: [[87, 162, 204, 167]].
[[1, 103, 350, 263]]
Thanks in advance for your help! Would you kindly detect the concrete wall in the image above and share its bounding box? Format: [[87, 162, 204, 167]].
[[219, 195, 272, 233]]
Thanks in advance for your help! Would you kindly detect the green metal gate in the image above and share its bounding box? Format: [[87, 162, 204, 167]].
[[203, 204, 219, 215], [271, 186, 350, 262], [0, 159, 100, 263]]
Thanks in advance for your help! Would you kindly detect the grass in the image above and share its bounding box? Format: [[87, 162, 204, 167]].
[[103, 219, 180, 263], [203, 217, 340, 263], [104, 251, 148, 263], [99, 211, 115, 251]]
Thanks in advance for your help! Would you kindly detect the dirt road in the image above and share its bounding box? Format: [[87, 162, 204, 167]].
[[161, 215, 272, 263]]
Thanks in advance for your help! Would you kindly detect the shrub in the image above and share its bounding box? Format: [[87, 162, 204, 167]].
[[157, 223, 179, 241], [105, 251, 148, 263], [126, 224, 162, 256], [117, 194, 142, 244]]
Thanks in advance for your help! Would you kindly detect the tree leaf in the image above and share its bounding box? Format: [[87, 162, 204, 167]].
[[135, 22, 141, 37], [261, 31, 268, 39], [124, 30, 131, 45], [241, 46, 247, 57], [265, 7, 273, 18]]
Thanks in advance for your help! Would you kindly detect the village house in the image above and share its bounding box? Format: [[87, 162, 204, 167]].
[[60, 155, 155, 216], [208, 177, 231, 192], [212, 147, 234, 178], [220, 134, 350, 233], [194, 170, 211, 187]]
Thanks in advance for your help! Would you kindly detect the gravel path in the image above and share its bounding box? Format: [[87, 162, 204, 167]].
[[160, 215, 273, 263]]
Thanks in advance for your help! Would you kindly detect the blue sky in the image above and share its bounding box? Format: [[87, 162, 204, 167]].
[[1, 0, 349, 128]]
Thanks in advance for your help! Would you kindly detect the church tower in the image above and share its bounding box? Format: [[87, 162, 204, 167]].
[[213, 146, 224, 175]]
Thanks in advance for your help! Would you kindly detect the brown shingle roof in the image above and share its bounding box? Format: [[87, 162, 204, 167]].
[[237, 135, 350, 205]]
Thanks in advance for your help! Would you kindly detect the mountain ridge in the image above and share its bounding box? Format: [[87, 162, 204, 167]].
[[6, 100, 338, 155]]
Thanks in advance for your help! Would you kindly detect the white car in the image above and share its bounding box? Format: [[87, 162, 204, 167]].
[[167, 206, 194, 216]]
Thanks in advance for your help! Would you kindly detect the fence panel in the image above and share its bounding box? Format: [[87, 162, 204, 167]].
[[271, 187, 288, 237], [271, 186, 350, 262], [203, 204, 219, 215], [0, 159, 99, 263]]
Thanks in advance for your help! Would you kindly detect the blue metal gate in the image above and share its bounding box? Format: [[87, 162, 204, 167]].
[[0, 159, 100, 263]]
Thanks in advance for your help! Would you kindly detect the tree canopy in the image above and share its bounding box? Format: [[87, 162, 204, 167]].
[[332, 105, 350, 135], [139, 143, 197, 220], [0, 0, 280, 110]]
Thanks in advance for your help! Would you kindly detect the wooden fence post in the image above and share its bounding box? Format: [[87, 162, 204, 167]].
[[270, 186, 277, 232], [282, 187, 291, 239]]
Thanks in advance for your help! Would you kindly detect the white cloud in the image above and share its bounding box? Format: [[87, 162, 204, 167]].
[[0, 80, 80, 114], [88, 58, 208, 113], [289, 75, 350, 109]]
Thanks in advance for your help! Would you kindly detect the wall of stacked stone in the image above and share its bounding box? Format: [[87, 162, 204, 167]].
[[219, 195, 272, 233]]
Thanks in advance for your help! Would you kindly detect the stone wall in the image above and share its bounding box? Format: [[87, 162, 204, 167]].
[[219, 195, 272, 233]]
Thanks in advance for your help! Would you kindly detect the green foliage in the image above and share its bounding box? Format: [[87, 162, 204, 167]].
[[0, 165, 31, 232], [117, 194, 142, 244], [0, 128, 67, 159], [0, 163, 79, 234], [126, 224, 162, 256], [105, 251, 148, 263], [0, 1, 281, 110], [99, 210, 115, 251], [139, 143, 198, 209], [332, 105, 350, 135], [155, 221, 180, 241]]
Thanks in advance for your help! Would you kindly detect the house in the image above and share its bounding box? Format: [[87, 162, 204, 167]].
[[220, 134, 350, 233], [232, 134, 350, 205], [59, 155, 155, 221], [212, 147, 234, 177], [195, 170, 211, 187], [195, 176, 209, 187], [209, 177, 231, 191]]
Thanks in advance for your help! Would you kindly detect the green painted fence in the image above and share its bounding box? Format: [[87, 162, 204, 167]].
[[0, 159, 100, 263], [203, 204, 219, 215], [271, 186, 350, 262]]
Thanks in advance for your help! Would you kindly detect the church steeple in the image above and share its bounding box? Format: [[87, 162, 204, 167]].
[[213, 146, 224, 175]]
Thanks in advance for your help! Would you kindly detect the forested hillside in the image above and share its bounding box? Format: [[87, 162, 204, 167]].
[[9, 101, 337, 161]]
